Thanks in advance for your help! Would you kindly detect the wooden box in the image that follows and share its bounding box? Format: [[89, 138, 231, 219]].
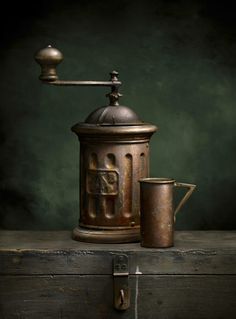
[[0, 231, 236, 318]]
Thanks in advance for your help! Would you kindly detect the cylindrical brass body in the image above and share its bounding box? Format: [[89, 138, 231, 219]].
[[72, 124, 157, 243], [139, 178, 175, 248]]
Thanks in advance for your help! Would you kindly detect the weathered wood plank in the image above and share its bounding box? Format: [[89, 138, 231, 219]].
[[1, 231, 236, 251], [0, 275, 235, 319], [1, 249, 235, 275], [0, 231, 235, 275]]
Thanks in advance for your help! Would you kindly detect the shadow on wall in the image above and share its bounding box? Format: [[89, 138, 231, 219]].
[[0, 188, 37, 230], [0, 113, 37, 229]]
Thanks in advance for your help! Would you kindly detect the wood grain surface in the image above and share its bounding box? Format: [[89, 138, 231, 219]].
[[0, 231, 235, 318], [0, 275, 235, 319], [0, 231, 235, 275]]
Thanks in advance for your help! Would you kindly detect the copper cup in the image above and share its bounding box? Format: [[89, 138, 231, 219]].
[[139, 178, 196, 248]]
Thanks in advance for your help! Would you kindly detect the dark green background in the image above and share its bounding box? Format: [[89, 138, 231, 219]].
[[0, 0, 235, 230]]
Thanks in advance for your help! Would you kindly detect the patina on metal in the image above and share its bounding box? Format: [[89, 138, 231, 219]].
[[113, 255, 130, 311], [35, 45, 157, 243], [139, 178, 196, 248]]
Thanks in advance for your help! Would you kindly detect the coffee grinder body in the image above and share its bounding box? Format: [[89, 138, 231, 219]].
[[35, 45, 157, 243]]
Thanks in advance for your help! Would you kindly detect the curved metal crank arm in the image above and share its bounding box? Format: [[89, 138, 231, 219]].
[[47, 80, 121, 87], [35, 45, 121, 87]]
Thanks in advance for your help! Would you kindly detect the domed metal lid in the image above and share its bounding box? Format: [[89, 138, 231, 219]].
[[85, 105, 143, 125], [84, 71, 143, 126], [71, 71, 157, 135]]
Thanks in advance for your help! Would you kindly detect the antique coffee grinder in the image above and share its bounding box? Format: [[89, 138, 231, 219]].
[[35, 45, 157, 243]]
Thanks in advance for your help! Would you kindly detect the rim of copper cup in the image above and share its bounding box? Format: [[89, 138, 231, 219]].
[[139, 177, 175, 184]]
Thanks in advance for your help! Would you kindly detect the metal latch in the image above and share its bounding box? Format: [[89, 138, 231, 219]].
[[113, 254, 130, 311]]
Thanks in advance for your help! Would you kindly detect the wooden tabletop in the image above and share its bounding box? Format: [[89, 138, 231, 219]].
[[0, 231, 235, 275], [0, 230, 235, 251]]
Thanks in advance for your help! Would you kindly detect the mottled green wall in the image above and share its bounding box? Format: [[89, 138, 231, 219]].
[[0, 0, 236, 230]]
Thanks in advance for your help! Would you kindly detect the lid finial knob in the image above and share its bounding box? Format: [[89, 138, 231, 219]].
[[106, 70, 123, 106]]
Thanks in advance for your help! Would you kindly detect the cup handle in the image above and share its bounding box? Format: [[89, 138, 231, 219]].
[[174, 182, 196, 221]]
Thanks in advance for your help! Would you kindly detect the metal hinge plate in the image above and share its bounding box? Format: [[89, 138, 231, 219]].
[[113, 254, 130, 310]]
